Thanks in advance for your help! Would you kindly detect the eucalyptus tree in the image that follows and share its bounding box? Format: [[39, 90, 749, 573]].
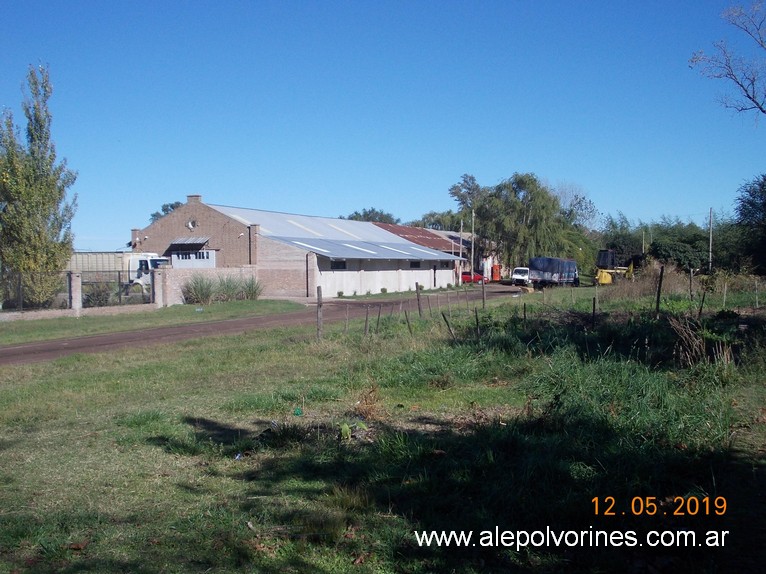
[[0, 66, 77, 306]]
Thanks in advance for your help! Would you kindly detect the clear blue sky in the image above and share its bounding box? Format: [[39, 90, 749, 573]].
[[2, 0, 762, 251]]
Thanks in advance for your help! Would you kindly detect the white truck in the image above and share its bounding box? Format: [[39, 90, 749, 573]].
[[67, 251, 170, 292], [510, 266, 532, 287]]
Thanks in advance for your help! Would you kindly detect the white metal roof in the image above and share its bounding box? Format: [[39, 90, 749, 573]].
[[208, 204, 462, 261]]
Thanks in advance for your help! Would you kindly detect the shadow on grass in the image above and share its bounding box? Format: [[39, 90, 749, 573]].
[[226, 411, 764, 573], [131, 392, 766, 572]]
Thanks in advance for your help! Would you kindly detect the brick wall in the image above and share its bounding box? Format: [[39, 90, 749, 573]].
[[132, 195, 255, 267]]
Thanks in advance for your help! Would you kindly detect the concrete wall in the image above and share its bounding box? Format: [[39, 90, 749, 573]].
[[316, 257, 458, 296]]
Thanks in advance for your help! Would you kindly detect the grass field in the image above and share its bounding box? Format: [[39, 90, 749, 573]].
[[1, 283, 765, 573]]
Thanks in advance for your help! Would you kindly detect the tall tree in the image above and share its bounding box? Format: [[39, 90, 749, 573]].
[[0, 66, 77, 306], [448, 174, 486, 212], [691, 2, 766, 116], [461, 172, 579, 269]]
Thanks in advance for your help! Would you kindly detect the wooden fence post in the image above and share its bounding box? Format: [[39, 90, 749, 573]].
[[655, 265, 664, 316], [442, 312, 457, 341], [316, 286, 323, 341], [415, 282, 423, 318]]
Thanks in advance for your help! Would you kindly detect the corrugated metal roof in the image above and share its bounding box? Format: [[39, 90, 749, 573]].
[[208, 204, 462, 261], [373, 223, 461, 254], [169, 236, 210, 246]]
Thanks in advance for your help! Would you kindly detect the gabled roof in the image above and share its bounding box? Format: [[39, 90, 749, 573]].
[[208, 204, 462, 261]]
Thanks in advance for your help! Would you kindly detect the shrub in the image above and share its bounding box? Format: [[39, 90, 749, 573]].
[[182, 274, 215, 305], [82, 282, 116, 308]]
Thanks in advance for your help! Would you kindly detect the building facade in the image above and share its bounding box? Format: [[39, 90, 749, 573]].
[[131, 195, 463, 298]]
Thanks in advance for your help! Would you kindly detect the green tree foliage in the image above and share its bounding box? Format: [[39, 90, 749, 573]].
[[0, 66, 77, 307], [712, 216, 748, 272], [150, 201, 183, 223], [341, 207, 400, 224], [691, 2, 766, 117], [407, 209, 462, 231], [450, 173, 596, 272], [735, 174, 766, 273], [649, 239, 704, 271], [448, 173, 486, 212]]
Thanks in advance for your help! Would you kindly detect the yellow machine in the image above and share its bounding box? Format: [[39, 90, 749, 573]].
[[595, 249, 632, 285]]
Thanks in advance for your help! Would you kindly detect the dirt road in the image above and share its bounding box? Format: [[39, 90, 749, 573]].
[[0, 285, 521, 365]]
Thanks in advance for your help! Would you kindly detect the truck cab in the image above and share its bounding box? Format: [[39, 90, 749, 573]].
[[128, 254, 169, 291], [510, 267, 531, 287]]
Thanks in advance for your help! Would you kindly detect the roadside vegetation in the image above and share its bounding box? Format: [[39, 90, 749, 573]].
[[1, 275, 764, 573]]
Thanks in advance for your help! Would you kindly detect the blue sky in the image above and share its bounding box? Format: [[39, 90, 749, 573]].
[[2, 0, 762, 251]]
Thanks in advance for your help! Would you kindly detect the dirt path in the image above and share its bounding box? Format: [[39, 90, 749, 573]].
[[0, 285, 521, 365]]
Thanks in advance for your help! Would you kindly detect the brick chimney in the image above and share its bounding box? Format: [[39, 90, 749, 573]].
[[187, 194, 202, 204]]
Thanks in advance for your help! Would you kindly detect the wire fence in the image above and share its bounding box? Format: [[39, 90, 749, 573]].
[[0, 270, 153, 312]]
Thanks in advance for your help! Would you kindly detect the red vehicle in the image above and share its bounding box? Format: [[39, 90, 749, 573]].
[[461, 271, 484, 284]]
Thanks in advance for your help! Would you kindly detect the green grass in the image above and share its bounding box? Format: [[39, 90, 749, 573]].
[[1, 297, 765, 573], [0, 299, 305, 346]]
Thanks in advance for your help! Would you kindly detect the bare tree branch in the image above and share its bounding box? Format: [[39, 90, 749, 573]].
[[691, 2, 766, 116]]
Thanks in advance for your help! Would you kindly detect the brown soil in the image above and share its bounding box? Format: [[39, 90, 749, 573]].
[[0, 284, 521, 365]]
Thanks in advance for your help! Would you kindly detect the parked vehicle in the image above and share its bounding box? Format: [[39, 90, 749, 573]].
[[461, 271, 484, 284], [528, 257, 579, 288], [595, 249, 632, 285], [67, 251, 170, 292], [510, 266, 532, 287]]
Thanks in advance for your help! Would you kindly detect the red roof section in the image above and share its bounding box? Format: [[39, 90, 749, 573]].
[[373, 223, 462, 254]]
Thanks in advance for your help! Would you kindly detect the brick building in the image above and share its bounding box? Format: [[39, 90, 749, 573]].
[[131, 195, 462, 298]]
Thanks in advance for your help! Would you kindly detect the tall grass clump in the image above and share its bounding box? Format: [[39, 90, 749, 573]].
[[242, 276, 263, 300], [181, 274, 263, 305], [216, 275, 244, 302], [182, 274, 215, 305]]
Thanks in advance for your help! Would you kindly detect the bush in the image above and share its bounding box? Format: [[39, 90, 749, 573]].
[[82, 282, 116, 308]]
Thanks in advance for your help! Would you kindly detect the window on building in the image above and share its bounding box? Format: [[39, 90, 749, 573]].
[[410, 261, 421, 269], [330, 260, 347, 270]]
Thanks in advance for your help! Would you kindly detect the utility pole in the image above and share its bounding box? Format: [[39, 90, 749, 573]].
[[708, 207, 713, 273], [459, 218, 464, 284], [471, 209, 475, 276]]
